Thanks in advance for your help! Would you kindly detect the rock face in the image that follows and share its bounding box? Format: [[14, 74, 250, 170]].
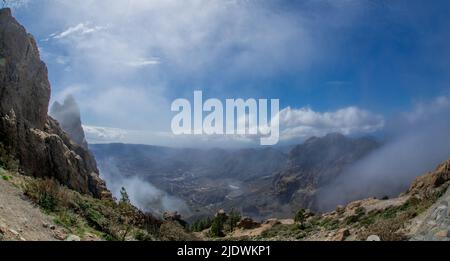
[[50, 95, 88, 149], [0, 8, 110, 198]]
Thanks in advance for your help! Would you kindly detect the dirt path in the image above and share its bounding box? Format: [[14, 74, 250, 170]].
[[0, 178, 63, 241]]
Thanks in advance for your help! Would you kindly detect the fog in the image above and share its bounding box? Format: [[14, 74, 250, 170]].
[[316, 97, 450, 211], [97, 158, 190, 217]]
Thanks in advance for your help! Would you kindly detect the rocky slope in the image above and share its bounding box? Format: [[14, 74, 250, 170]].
[[195, 157, 449, 241], [0, 8, 109, 198]]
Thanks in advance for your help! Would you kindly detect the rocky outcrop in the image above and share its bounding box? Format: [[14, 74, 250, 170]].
[[237, 217, 260, 229], [50, 95, 88, 149], [0, 8, 110, 198]]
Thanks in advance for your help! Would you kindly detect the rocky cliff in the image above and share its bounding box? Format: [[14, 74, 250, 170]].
[[0, 8, 110, 198], [50, 95, 89, 149]]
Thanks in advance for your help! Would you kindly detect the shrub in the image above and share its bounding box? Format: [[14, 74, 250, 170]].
[[294, 209, 307, 226], [24, 178, 63, 212]]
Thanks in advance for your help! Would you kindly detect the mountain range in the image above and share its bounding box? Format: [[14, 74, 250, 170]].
[[90, 133, 380, 220]]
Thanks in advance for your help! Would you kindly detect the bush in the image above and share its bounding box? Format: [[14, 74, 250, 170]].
[[294, 209, 306, 225], [24, 178, 64, 212]]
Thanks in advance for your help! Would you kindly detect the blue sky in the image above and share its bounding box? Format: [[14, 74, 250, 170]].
[[9, 0, 450, 146]]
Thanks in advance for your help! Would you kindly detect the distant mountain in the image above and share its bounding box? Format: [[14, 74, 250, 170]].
[[90, 133, 380, 220], [273, 133, 380, 209]]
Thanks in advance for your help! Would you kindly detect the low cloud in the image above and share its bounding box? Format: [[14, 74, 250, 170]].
[[84, 105, 384, 147], [316, 96, 450, 211], [98, 157, 190, 216], [279, 106, 384, 141]]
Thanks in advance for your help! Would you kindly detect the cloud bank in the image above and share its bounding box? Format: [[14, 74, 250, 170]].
[[316, 96, 450, 211]]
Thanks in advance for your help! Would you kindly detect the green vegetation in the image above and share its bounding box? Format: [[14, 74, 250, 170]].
[[259, 223, 306, 240], [190, 217, 213, 232], [209, 215, 226, 237], [225, 208, 241, 232], [23, 177, 161, 241], [356, 190, 447, 241]]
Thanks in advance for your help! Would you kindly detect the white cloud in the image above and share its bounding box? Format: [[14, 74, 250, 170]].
[[83, 105, 384, 147], [83, 125, 128, 143], [278, 106, 385, 141], [124, 58, 161, 67], [51, 22, 107, 39]]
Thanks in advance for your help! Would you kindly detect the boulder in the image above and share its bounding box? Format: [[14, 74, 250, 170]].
[[65, 234, 81, 241], [366, 235, 381, 241]]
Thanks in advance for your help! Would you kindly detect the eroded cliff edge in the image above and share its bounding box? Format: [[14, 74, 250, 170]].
[[0, 8, 110, 199]]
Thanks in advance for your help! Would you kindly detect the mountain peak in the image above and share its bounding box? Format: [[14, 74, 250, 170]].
[[50, 95, 88, 149]]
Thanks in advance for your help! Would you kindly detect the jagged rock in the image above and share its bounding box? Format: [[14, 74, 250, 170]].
[[0, 8, 110, 199], [237, 217, 260, 229], [163, 211, 187, 227], [50, 95, 88, 149], [408, 159, 450, 195]]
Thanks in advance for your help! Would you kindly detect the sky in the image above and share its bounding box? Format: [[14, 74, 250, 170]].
[[9, 0, 450, 147]]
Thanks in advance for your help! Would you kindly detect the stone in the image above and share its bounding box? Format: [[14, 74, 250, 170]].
[[434, 230, 449, 239], [42, 223, 49, 228], [366, 235, 381, 241], [50, 225, 56, 230], [65, 234, 81, 241], [53, 231, 66, 241], [8, 228, 19, 236], [332, 229, 350, 241]]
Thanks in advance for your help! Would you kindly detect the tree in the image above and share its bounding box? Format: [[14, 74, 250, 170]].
[[209, 217, 224, 237], [294, 208, 307, 228], [119, 187, 130, 205], [226, 208, 241, 232]]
